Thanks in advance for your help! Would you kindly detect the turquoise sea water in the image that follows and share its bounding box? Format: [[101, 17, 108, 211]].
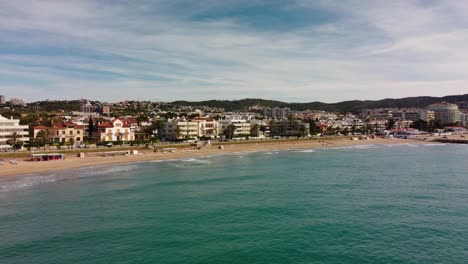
[[1, 143, 468, 264]]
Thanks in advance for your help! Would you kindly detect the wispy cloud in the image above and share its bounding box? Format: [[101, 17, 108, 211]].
[[0, 0, 467, 102]]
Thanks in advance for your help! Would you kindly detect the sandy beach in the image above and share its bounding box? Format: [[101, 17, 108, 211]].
[[0, 138, 432, 177]]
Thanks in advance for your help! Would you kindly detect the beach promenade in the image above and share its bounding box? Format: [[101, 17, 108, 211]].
[[0, 138, 431, 177]]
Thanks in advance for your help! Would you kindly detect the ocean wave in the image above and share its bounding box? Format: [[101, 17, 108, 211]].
[[0, 164, 140, 193], [181, 158, 212, 164], [0, 174, 59, 192], [80, 164, 140, 175], [326, 144, 378, 150], [291, 149, 316, 153]]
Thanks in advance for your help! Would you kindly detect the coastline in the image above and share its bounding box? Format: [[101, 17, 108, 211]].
[[0, 138, 436, 177]]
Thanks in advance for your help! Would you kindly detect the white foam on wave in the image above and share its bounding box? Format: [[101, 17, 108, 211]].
[[0, 164, 141, 193], [423, 143, 447, 146], [326, 144, 378, 150], [291, 149, 316, 153], [0, 174, 59, 192], [181, 158, 212, 164], [81, 164, 140, 175]]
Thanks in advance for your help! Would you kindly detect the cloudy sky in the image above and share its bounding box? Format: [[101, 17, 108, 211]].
[[1, 0, 468, 103]]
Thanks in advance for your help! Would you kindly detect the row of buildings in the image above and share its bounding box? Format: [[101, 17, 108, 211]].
[[362, 102, 467, 126], [0, 100, 467, 150]]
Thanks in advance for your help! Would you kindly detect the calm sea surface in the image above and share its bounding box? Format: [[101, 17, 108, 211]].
[[1, 143, 468, 264]]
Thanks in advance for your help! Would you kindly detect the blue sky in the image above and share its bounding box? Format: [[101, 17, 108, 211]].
[[1, 0, 468, 102]]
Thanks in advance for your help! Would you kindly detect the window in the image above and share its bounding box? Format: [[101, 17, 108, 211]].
[[62, 131, 65, 135], [69, 131, 73, 135], [77, 131, 81, 134]]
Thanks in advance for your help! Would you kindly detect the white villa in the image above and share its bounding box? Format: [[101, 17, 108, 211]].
[[97, 119, 135, 142], [0, 114, 29, 149]]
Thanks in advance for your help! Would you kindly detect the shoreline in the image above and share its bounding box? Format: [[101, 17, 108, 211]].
[[0, 138, 439, 177]]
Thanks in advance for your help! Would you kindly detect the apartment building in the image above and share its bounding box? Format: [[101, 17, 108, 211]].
[[0, 114, 29, 149], [428, 102, 463, 125]]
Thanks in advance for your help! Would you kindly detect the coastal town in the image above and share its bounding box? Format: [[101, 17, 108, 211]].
[[1, 94, 467, 154]]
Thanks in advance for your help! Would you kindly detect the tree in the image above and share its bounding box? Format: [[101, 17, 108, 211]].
[[250, 124, 260, 137], [36, 130, 51, 151], [136, 114, 148, 126], [6, 132, 22, 152], [387, 119, 395, 130], [410, 119, 428, 131], [223, 124, 236, 139], [260, 125, 267, 136], [299, 124, 307, 137], [88, 116, 95, 137], [173, 126, 181, 142], [69, 138, 75, 149]]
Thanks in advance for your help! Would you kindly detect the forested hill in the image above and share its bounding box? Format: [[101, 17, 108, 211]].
[[171, 94, 468, 113]]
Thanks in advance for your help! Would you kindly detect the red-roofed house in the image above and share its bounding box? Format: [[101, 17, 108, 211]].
[[96, 119, 135, 142], [33, 122, 84, 144]]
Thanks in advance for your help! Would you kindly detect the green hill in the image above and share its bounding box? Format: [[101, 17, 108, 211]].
[[171, 94, 468, 113]]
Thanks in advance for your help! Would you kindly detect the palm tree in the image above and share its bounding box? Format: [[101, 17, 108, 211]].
[[36, 129, 51, 151], [6, 132, 21, 152]]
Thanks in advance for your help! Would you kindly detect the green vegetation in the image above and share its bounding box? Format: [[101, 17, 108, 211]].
[[170, 94, 468, 113]]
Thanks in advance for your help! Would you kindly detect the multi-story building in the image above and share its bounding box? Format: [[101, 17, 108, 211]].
[[428, 102, 463, 125], [96, 118, 135, 142], [162, 118, 199, 141], [0, 95, 5, 104], [101, 104, 111, 115], [0, 114, 29, 149], [391, 109, 435, 122], [33, 122, 84, 144], [192, 118, 219, 139], [263, 107, 291, 119], [269, 119, 310, 137], [219, 117, 251, 138], [80, 101, 97, 113]]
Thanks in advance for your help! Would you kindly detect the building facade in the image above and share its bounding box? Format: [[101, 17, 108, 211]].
[[219, 118, 251, 138], [428, 102, 463, 125], [263, 107, 291, 119], [0, 95, 5, 104], [33, 122, 84, 144], [97, 119, 135, 142], [0, 114, 29, 149]]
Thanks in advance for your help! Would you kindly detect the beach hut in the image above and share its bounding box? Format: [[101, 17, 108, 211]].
[[31, 153, 66, 161]]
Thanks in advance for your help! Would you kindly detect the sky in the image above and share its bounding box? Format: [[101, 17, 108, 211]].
[[1, 0, 468, 103]]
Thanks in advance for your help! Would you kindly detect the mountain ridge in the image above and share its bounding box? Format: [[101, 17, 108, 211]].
[[171, 94, 468, 113]]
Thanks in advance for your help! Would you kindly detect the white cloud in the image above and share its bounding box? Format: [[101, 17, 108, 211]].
[[0, 0, 467, 103]]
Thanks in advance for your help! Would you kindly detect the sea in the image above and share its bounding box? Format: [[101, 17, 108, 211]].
[[0, 143, 467, 264]]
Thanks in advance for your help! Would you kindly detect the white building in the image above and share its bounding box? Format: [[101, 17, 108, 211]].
[[0, 95, 5, 104], [219, 117, 251, 138], [428, 102, 463, 125], [162, 118, 200, 140], [0, 114, 29, 149], [192, 118, 219, 138], [97, 118, 135, 142]]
